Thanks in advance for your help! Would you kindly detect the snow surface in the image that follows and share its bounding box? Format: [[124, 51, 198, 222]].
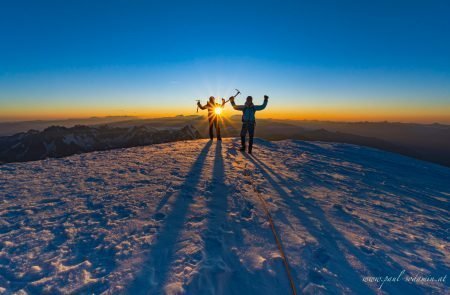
[[0, 138, 449, 294]]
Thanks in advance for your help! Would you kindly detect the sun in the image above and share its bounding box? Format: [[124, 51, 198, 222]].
[[214, 107, 223, 116]]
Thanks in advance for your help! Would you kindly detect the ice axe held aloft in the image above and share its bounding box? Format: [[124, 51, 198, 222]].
[[225, 89, 241, 103], [196, 100, 200, 113]]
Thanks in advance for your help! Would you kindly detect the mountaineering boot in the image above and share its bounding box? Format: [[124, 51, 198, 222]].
[[240, 136, 246, 151]]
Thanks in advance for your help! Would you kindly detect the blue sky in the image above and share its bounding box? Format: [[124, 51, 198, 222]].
[[1, 0, 449, 121]]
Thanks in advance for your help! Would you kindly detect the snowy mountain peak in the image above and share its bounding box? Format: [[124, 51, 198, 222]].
[[0, 124, 201, 164], [0, 138, 448, 294]]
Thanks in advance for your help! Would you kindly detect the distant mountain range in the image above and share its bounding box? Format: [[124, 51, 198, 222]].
[[0, 116, 137, 136], [1, 116, 449, 167], [0, 124, 200, 164], [104, 116, 450, 167]]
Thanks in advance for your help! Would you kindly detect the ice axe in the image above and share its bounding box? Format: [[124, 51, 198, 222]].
[[195, 100, 200, 113], [225, 89, 241, 103], [234, 89, 241, 97]]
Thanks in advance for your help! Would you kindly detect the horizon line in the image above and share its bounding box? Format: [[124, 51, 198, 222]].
[[0, 114, 449, 126]]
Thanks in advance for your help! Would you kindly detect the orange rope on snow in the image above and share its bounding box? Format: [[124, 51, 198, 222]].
[[244, 163, 298, 295]]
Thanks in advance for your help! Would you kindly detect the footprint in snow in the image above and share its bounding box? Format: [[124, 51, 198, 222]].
[[119, 184, 134, 190], [0, 166, 15, 172], [313, 247, 331, 265], [136, 179, 152, 185], [241, 202, 254, 220], [4, 194, 15, 200], [153, 212, 166, 221], [85, 177, 105, 184], [243, 168, 253, 177], [38, 198, 63, 205], [86, 199, 103, 210], [113, 205, 134, 219], [189, 215, 204, 223], [308, 269, 326, 284], [360, 239, 376, 255]]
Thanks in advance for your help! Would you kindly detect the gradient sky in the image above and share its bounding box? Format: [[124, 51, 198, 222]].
[[1, 0, 449, 122]]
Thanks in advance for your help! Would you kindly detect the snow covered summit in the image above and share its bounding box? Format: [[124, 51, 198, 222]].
[[0, 138, 448, 294]]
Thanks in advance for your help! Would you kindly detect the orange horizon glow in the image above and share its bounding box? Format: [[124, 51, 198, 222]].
[[1, 104, 450, 124]]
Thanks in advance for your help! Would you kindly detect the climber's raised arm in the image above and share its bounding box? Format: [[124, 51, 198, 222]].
[[229, 96, 245, 111], [197, 101, 207, 110], [254, 95, 269, 111]]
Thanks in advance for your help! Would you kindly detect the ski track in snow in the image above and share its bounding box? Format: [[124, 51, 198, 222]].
[[0, 138, 449, 294]]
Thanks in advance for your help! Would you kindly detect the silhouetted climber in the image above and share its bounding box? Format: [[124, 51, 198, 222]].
[[197, 96, 226, 140], [230, 95, 269, 154]]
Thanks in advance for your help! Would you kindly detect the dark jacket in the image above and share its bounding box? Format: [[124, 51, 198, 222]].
[[231, 98, 268, 122]]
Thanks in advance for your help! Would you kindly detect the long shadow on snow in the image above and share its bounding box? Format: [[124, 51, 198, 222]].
[[128, 140, 212, 294], [186, 141, 231, 293], [187, 141, 291, 294], [244, 153, 371, 294], [246, 152, 428, 294], [265, 141, 449, 279]]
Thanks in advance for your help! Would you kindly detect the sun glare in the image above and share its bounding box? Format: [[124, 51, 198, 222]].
[[214, 107, 223, 116]]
